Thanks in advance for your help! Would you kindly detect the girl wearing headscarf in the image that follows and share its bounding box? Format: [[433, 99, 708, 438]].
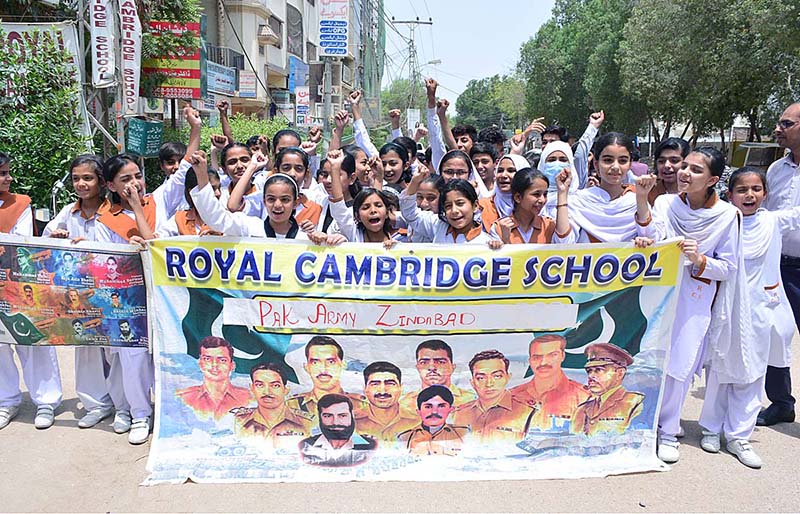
[[478, 154, 530, 232]]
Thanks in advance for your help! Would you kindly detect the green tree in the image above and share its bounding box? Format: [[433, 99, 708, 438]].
[[455, 75, 504, 128], [379, 78, 427, 120], [0, 28, 91, 209]]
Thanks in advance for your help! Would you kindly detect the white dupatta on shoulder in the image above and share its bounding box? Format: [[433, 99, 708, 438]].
[[568, 187, 639, 243], [659, 193, 759, 385]]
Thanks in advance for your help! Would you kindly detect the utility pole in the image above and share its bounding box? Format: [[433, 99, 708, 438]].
[[391, 17, 432, 110], [322, 56, 333, 141]]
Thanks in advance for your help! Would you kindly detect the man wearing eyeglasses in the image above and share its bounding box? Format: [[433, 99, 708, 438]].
[[761, 102, 800, 427]]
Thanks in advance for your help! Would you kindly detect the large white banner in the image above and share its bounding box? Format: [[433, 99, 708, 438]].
[[90, 0, 115, 88], [144, 237, 683, 484], [118, 0, 141, 115]]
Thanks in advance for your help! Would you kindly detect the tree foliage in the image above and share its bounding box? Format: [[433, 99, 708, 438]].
[[518, 0, 800, 144], [0, 28, 91, 209], [379, 78, 427, 120]]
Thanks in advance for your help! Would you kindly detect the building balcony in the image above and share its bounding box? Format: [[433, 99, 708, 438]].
[[207, 45, 245, 70]]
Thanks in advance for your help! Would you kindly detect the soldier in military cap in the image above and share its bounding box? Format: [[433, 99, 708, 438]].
[[287, 336, 365, 419], [233, 362, 313, 448], [355, 361, 418, 443], [398, 385, 469, 456], [571, 343, 644, 436], [454, 349, 535, 443]]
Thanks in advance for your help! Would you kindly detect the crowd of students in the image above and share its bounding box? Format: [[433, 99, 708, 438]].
[[0, 83, 797, 470]]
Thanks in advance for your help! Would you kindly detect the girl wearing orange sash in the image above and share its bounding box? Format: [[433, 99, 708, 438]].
[[0, 152, 63, 431], [490, 168, 575, 244]]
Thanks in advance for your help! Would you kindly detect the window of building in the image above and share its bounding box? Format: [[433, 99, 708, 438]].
[[259, 45, 265, 56], [268, 15, 283, 49], [286, 5, 303, 58]]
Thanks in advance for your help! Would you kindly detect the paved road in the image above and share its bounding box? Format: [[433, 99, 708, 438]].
[[1, 342, 798, 512]]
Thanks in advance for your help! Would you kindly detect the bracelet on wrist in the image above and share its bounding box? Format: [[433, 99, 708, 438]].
[[556, 203, 568, 208]]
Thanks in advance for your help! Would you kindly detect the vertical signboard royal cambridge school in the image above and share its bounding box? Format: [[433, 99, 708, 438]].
[[318, 0, 348, 57]]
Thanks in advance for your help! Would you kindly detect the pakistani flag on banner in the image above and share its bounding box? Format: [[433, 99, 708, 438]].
[[0, 311, 45, 345], [525, 286, 647, 375], [181, 288, 298, 383]]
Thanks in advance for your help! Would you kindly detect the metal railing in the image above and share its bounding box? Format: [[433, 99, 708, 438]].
[[207, 44, 245, 70]]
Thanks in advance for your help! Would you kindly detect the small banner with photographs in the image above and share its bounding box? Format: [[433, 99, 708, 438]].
[[0, 235, 148, 348], [144, 236, 683, 483]]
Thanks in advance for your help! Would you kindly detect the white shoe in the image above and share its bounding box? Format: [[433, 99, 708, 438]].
[[676, 425, 685, 438], [700, 431, 721, 453], [128, 417, 151, 445], [34, 405, 55, 429], [658, 437, 680, 463], [726, 439, 762, 469], [113, 410, 132, 434], [78, 407, 113, 429], [0, 405, 20, 430]]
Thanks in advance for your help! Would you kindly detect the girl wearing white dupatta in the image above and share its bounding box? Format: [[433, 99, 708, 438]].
[[634, 147, 752, 465], [479, 154, 530, 232], [708, 167, 800, 468], [536, 141, 580, 219], [566, 133, 639, 243]]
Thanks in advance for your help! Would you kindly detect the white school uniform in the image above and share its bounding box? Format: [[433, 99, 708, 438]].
[[638, 193, 749, 439], [698, 207, 800, 440], [42, 199, 124, 413], [0, 207, 62, 410], [191, 184, 309, 240], [568, 186, 639, 243], [152, 159, 192, 223], [399, 192, 496, 245], [95, 204, 160, 420], [328, 199, 405, 243]]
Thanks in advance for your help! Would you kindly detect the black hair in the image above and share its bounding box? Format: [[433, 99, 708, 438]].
[[439, 149, 472, 175], [183, 167, 219, 206], [691, 146, 726, 195], [353, 187, 395, 236], [511, 167, 549, 198], [380, 141, 409, 164], [318, 157, 361, 199], [424, 147, 432, 167], [102, 153, 140, 204], [0, 152, 9, 167], [478, 126, 507, 145], [304, 335, 344, 360], [220, 143, 251, 167], [438, 179, 478, 223], [468, 349, 510, 373], [452, 124, 477, 143], [543, 125, 568, 142], [592, 132, 635, 159], [158, 142, 186, 164], [393, 136, 417, 161], [363, 361, 401, 384], [416, 385, 454, 410], [69, 154, 106, 189], [275, 146, 310, 172], [727, 165, 767, 192], [263, 173, 299, 201], [415, 339, 453, 361], [317, 393, 353, 416], [469, 142, 499, 163], [419, 173, 445, 194], [246, 135, 261, 148], [199, 335, 234, 361], [249, 361, 287, 384], [654, 137, 690, 160], [271, 129, 302, 152], [342, 143, 365, 176]]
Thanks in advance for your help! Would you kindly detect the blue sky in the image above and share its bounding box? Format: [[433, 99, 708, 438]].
[[382, 0, 556, 105]]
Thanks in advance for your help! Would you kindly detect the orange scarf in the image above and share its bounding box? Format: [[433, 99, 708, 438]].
[[98, 196, 157, 241], [0, 192, 32, 233]]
